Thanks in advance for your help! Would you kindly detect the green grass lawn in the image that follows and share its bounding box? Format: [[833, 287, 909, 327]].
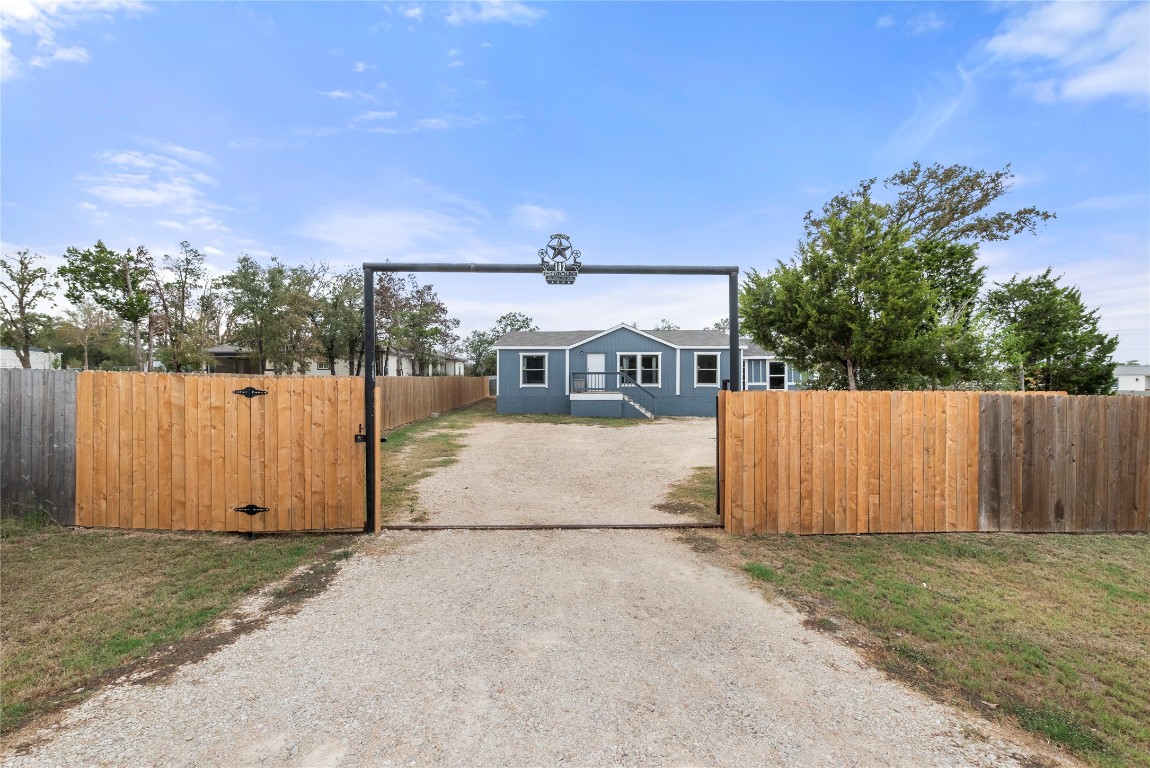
[[0, 513, 352, 734], [664, 468, 1150, 766], [737, 534, 1150, 765]]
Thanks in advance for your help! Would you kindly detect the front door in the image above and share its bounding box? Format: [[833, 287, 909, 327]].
[[586, 353, 605, 390]]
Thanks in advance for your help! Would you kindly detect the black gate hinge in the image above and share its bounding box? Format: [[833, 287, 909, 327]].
[[234, 504, 269, 516], [233, 386, 268, 398]]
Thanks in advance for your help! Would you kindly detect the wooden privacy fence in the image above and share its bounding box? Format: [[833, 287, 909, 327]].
[[0, 369, 77, 523], [76, 373, 368, 533], [68, 371, 489, 533], [718, 390, 1149, 535], [377, 375, 490, 430]]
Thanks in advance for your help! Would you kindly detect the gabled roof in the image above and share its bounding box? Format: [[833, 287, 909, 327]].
[[493, 325, 775, 356], [1115, 364, 1150, 375]]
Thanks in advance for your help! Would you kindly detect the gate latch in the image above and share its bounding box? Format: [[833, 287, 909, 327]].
[[354, 424, 386, 443], [234, 504, 269, 516], [233, 386, 268, 398]]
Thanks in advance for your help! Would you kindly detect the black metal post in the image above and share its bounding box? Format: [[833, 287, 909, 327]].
[[363, 268, 376, 534], [360, 260, 743, 534], [728, 269, 740, 392]]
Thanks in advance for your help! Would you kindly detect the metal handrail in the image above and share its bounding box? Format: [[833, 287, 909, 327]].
[[570, 371, 658, 416]]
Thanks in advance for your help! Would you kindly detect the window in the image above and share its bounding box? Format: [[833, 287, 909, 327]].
[[521, 353, 547, 386], [316, 360, 330, 370], [618, 353, 660, 386], [768, 361, 786, 390], [695, 353, 719, 386]]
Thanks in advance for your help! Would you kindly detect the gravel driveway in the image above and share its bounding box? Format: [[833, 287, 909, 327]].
[[3, 416, 1073, 767]]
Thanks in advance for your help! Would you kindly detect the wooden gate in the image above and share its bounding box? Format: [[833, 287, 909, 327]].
[[75, 373, 368, 533]]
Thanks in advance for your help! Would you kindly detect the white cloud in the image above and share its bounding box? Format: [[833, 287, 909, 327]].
[[883, 65, 975, 155], [77, 144, 226, 236], [445, 1, 542, 26], [906, 12, 944, 36], [415, 117, 449, 130], [403, 5, 423, 20], [984, 2, 1149, 102], [1067, 194, 1148, 212], [319, 89, 351, 99], [351, 110, 397, 124], [353, 61, 374, 73], [511, 204, 566, 231], [295, 207, 477, 257], [202, 246, 225, 257], [0, 0, 144, 80], [876, 15, 894, 30]]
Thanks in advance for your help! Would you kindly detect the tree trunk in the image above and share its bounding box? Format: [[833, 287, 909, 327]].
[[82, 341, 90, 371], [17, 342, 30, 368], [846, 358, 858, 391], [1018, 362, 1025, 392]]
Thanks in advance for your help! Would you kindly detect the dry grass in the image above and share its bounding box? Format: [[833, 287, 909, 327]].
[[0, 517, 352, 734], [666, 470, 1150, 767]]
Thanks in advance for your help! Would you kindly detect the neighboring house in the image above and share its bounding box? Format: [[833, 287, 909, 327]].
[[0, 346, 61, 370], [1114, 364, 1150, 394], [204, 344, 465, 376], [493, 325, 798, 418]]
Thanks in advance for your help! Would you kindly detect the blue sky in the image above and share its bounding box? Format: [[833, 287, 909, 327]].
[[2, 0, 1147, 362]]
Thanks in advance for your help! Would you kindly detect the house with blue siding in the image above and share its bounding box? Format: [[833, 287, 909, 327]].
[[493, 325, 799, 418]]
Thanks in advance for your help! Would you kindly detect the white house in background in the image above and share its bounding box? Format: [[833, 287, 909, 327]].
[[203, 344, 465, 376], [0, 347, 61, 369], [1114, 364, 1150, 393]]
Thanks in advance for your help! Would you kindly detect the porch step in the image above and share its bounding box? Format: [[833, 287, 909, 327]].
[[621, 394, 655, 419]]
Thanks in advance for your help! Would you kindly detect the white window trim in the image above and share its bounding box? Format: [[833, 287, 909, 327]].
[[768, 360, 788, 390], [519, 352, 548, 388], [744, 356, 768, 386], [617, 351, 661, 388], [694, 351, 720, 388]]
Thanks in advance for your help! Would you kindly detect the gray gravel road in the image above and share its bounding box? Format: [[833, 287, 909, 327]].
[[2, 418, 1073, 767]]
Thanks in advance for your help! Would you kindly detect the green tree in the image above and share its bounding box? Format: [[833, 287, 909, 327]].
[[217, 255, 320, 374], [741, 196, 940, 390], [374, 270, 417, 376], [653, 319, 680, 331], [462, 312, 538, 376], [56, 299, 121, 370], [396, 283, 460, 375], [744, 163, 1055, 390], [0, 249, 57, 368], [709, 318, 730, 333], [58, 241, 153, 371], [312, 268, 364, 375], [985, 269, 1117, 394], [149, 241, 218, 372], [808, 162, 1055, 245]]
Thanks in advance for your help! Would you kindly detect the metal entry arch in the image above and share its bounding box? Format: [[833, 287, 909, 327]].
[[361, 261, 741, 533]]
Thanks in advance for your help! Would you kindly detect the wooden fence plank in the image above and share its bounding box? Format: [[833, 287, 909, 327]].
[[977, 395, 995, 532], [274, 379, 293, 532], [129, 374, 146, 529], [1106, 399, 1120, 532], [754, 392, 769, 535], [724, 392, 741, 534], [739, 394, 756, 535], [208, 377, 226, 532], [764, 392, 778, 534], [1117, 397, 1135, 532], [75, 374, 93, 527], [851, 395, 864, 533], [946, 393, 960, 532], [847, 393, 861, 534], [786, 394, 801, 534], [143, 375, 159, 529], [876, 394, 890, 533], [798, 392, 813, 534]]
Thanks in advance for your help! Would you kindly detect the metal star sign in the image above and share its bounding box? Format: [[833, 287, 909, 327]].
[[539, 234, 582, 285]]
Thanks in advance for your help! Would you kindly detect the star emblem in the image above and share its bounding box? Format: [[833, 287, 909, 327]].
[[548, 239, 571, 262]]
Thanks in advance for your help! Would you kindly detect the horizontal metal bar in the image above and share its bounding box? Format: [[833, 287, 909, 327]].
[[362, 262, 738, 276], [376, 522, 724, 531]]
